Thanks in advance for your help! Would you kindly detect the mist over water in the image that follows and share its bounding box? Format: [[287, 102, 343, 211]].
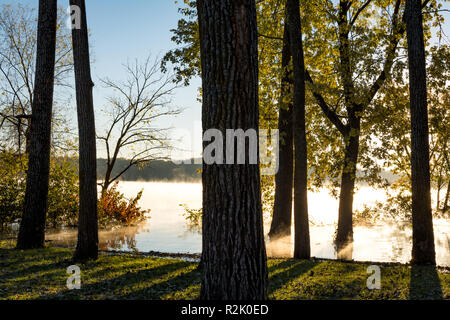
[[46, 181, 450, 266]]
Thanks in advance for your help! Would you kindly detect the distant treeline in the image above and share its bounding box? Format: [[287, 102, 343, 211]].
[[54, 157, 399, 183], [97, 158, 202, 182]]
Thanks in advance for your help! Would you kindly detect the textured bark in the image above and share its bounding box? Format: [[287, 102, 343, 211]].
[[286, 0, 310, 259], [16, 0, 58, 250], [269, 24, 294, 241], [197, 0, 268, 300], [404, 0, 436, 265], [70, 0, 98, 262]]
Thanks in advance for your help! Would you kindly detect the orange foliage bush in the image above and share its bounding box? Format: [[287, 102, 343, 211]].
[[98, 182, 149, 228]]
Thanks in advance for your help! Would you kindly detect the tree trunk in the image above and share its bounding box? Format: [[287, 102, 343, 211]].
[[405, 0, 436, 265], [269, 23, 294, 241], [16, 0, 57, 250], [436, 182, 441, 212], [101, 166, 113, 195], [24, 118, 32, 155], [70, 0, 99, 262], [286, 0, 310, 259], [443, 180, 450, 213], [197, 0, 268, 300], [336, 118, 360, 243]]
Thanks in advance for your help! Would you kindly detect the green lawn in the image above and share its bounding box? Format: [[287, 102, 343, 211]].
[[0, 240, 448, 300]]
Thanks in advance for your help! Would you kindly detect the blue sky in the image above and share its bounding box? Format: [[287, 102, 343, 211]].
[[1, 1, 449, 160], [80, 0, 203, 160], [1, 0, 203, 159]]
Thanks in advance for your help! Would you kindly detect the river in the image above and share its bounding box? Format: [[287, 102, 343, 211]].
[[46, 181, 450, 266]]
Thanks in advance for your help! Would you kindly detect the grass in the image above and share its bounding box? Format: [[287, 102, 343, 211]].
[[0, 240, 448, 300]]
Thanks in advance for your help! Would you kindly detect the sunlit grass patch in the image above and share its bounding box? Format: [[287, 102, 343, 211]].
[[0, 245, 200, 300], [0, 243, 448, 300], [269, 260, 449, 300]]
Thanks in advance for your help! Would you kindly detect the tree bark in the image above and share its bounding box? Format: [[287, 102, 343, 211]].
[[70, 0, 98, 262], [197, 0, 268, 300], [286, 0, 310, 259], [336, 117, 360, 243], [404, 0, 436, 265], [269, 23, 294, 241], [16, 0, 58, 250]]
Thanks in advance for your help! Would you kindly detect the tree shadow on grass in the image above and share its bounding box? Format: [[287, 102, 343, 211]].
[[0, 247, 70, 263], [268, 259, 321, 295], [37, 260, 196, 300], [0, 259, 72, 282], [409, 265, 443, 300], [0, 248, 73, 283], [121, 268, 201, 300]]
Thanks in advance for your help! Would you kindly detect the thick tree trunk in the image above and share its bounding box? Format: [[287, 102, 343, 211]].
[[16, 0, 57, 250], [197, 0, 268, 300], [269, 24, 294, 241], [286, 0, 310, 259], [336, 119, 360, 243], [70, 0, 99, 262], [405, 0, 436, 265]]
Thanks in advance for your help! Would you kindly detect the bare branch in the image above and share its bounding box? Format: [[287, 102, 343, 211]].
[[98, 54, 183, 191], [305, 69, 349, 135]]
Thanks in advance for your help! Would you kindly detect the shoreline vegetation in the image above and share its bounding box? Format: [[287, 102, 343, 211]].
[[0, 241, 448, 300]]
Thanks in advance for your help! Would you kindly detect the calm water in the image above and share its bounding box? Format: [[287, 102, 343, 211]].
[[46, 181, 450, 266]]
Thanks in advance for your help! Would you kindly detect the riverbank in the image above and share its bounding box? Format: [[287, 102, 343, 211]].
[[0, 241, 448, 300]]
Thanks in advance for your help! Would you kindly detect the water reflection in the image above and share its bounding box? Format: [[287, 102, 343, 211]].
[[47, 224, 148, 252], [265, 220, 449, 266], [44, 182, 449, 267]]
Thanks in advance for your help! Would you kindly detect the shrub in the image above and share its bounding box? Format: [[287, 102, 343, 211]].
[[98, 182, 149, 228], [0, 152, 79, 231], [0, 152, 26, 232], [46, 157, 79, 228], [180, 204, 202, 232], [0, 152, 148, 232]]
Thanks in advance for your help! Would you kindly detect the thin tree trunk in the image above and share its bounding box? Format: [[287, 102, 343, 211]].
[[405, 0, 436, 265], [70, 0, 98, 262], [269, 23, 294, 241], [436, 182, 441, 212], [286, 0, 310, 259], [101, 167, 112, 195], [197, 0, 268, 300], [334, 1, 361, 244], [24, 118, 32, 154], [16, 0, 57, 250], [336, 118, 360, 243], [443, 179, 450, 213]]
